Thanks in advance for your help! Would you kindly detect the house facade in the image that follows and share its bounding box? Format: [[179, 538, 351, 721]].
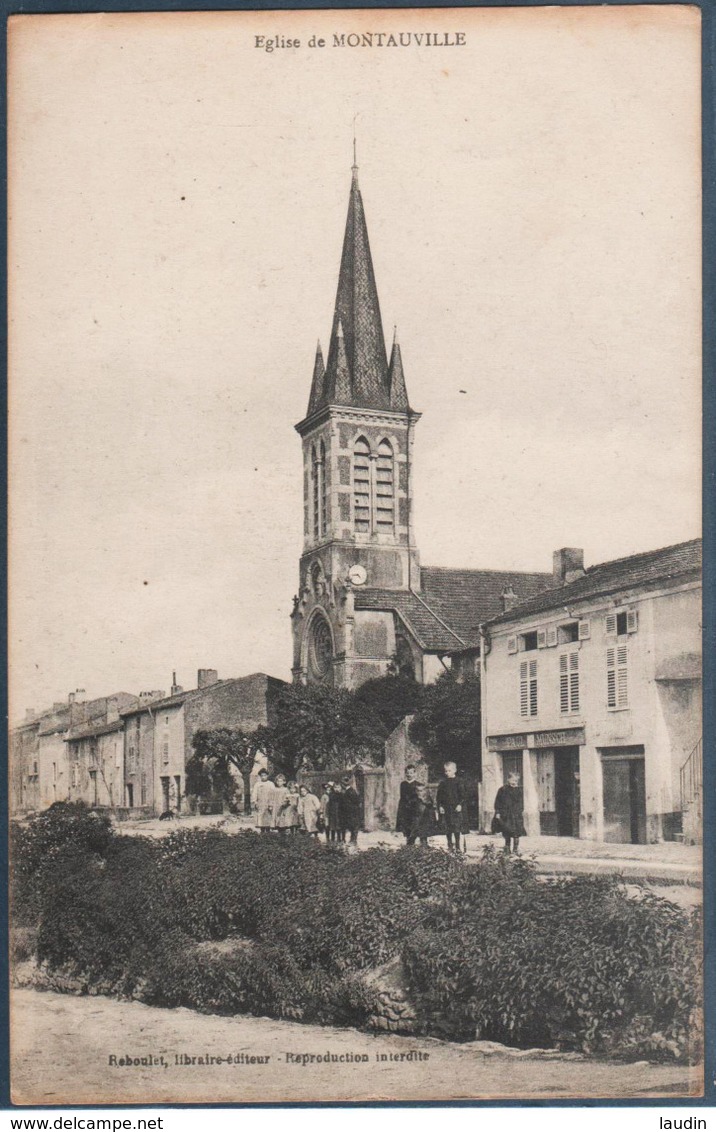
[[64, 692, 138, 809], [480, 540, 702, 844], [120, 670, 285, 815]]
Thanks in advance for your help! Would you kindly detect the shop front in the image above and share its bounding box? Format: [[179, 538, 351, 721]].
[[487, 728, 585, 839]]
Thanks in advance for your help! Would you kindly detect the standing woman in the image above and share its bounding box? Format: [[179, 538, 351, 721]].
[[252, 768, 275, 835], [272, 773, 291, 836], [493, 771, 527, 855]]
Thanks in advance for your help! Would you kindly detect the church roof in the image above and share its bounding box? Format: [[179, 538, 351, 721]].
[[420, 566, 554, 646], [487, 538, 702, 626], [353, 566, 554, 652], [306, 167, 409, 416]]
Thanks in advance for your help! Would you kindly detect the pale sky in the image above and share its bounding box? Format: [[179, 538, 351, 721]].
[[9, 7, 701, 716]]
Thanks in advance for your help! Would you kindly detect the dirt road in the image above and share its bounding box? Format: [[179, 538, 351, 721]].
[[11, 989, 701, 1106]]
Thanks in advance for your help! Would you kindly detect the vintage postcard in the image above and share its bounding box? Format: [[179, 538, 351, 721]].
[[8, 5, 703, 1105]]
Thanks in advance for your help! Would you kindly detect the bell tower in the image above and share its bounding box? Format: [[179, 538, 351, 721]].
[[291, 161, 421, 687]]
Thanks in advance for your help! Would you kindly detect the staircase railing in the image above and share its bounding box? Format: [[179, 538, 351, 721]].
[[680, 736, 702, 813]]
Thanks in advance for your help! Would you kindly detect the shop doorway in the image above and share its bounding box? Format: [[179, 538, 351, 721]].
[[537, 747, 580, 836], [601, 749, 646, 843]]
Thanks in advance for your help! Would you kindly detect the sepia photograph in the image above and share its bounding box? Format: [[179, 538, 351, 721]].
[[7, 5, 704, 1105]]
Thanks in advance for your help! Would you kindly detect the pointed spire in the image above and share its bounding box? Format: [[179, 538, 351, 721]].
[[388, 325, 409, 411], [325, 320, 352, 404], [322, 168, 391, 410], [307, 339, 326, 414]]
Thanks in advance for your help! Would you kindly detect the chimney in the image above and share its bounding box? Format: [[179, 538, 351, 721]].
[[197, 668, 218, 689], [501, 586, 518, 612], [553, 548, 585, 585], [170, 671, 183, 696]]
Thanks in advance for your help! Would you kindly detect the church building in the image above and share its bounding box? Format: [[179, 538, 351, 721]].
[[291, 163, 552, 688]]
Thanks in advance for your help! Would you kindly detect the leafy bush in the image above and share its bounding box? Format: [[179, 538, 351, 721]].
[[11, 802, 114, 924], [402, 847, 702, 1060], [12, 813, 701, 1063]]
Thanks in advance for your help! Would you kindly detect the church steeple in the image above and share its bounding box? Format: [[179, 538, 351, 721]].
[[307, 165, 407, 415]]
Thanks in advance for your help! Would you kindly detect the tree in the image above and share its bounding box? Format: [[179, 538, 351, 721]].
[[353, 674, 425, 744], [188, 728, 266, 815], [261, 683, 386, 776], [408, 672, 481, 779]]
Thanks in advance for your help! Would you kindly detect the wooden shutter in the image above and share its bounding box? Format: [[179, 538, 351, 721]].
[[537, 629, 547, 649], [546, 626, 558, 647], [605, 613, 617, 635], [617, 644, 628, 706], [560, 654, 569, 713], [507, 635, 518, 655], [569, 651, 580, 712], [578, 619, 591, 640], [529, 660, 538, 716], [607, 648, 616, 708], [520, 661, 528, 716], [626, 609, 638, 634]]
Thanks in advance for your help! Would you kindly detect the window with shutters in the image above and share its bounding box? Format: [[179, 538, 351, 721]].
[[607, 645, 629, 708], [162, 736, 169, 765], [353, 437, 371, 532], [607, 609, 638, 636], [375, 439, 395, 531], [520, 659, 538, 717], [521, 631, 538, 652], [560, 651, 580, 713]]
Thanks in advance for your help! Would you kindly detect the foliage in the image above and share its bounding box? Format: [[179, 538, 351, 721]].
[[10, 802, 114, 923], [402, 847, 702, 1061], [187, 728, 261, 814], [353, 675, 425, 748], [261, 683, 386, 775], [12, 809, 701, 1063], [409, 672, 481, 777]]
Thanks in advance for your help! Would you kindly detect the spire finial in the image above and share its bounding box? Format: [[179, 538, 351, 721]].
[[392, 324, 398, 347], [352, 115, 358, 182]]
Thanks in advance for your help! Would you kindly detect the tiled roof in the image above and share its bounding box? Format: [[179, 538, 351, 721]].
[[488, 539, 702, 626], [354, 566, 553, 652], [420, 567, 554, 646], [354, 588, 465, 651], [66, 718, 124, 742]]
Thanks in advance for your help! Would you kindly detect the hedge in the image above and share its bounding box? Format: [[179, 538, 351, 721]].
[[11, 805, 702, 1062]]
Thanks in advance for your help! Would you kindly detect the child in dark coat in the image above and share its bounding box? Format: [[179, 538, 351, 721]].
[[326, 784, 344, 844], [341, 776, 361, 846], [493, 771, 527, 854], [436, 761, 467, 853]]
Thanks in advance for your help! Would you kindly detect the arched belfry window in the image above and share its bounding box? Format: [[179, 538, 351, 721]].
[[311, 444, 319, 538], [319, 439, 327, 535], [353, 437, 371, 533], [376, 439, 395, 531]]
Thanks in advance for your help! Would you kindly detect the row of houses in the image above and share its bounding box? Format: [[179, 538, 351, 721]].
[[10, 538, 703, 844], [10, 671, 285, 817]]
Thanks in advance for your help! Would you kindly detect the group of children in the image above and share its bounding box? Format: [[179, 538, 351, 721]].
[[251, 768, 362, 844], [396, 760, 469, 852]]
